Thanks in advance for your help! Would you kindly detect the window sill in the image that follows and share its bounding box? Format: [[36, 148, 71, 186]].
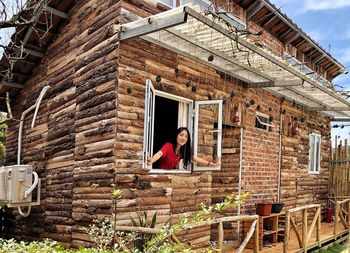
[[149, 169, 191, 174], [308, 171, 320, 175], [193, 166, 221, 171]]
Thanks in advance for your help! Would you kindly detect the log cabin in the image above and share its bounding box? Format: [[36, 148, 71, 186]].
[[0, 0, 349, 250]]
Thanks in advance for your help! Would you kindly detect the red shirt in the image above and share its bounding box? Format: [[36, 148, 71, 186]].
[[159, 143, 182, 170]]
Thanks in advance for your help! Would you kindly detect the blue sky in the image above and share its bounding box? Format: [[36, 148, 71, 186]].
[[271, 0, 350, 144]]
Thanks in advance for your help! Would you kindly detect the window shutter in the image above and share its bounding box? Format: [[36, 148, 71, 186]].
[[193, 100, 222, 171], [142, 80, 155, 169]]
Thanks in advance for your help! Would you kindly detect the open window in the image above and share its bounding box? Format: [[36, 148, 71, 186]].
[[142, 80, 193, 173], [142, 80, 222, 173], [255, 112, 274, 131], [193, 100, 222, 171], [309, 133, 321, 174]]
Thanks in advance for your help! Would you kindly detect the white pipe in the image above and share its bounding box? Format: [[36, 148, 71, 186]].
[[237, 126, 244, 239], [25, 172, 38, 199], [17, 86, 50, 165], [18, 206, 32, 217], [277, 110, 283, 202]]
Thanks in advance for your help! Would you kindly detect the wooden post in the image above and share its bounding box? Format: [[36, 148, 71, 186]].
[[317, 206, 321, 247], [218, 220, 223, 252], [254, 217, 259, 253], [348, 201, 350, 233], [302, 209, 308, 252], [283, 211, 290, 253], [334, 202, 339, 237], [345, 140, 348, 198]]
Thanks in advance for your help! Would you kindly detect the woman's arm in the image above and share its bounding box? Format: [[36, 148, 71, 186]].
[[147, 151, 163, 166], [192, 156, 221, 167]]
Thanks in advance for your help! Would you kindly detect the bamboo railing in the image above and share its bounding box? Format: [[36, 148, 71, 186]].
[[116, 215, 259, 253], [283, 204, 321, 253], [333, 198, 350, 237], [330, 139, 350, 197]]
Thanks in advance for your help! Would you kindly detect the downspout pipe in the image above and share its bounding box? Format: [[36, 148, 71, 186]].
[[277, 107, 283, 202], [16, 86, 50, 217], [237, 126, 244, 238], [17, 86, 50, 165]]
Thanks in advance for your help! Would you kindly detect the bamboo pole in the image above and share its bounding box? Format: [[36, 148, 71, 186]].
[[302, 209, 308, 252], [338, 207, 348, 228], [334, 202, 339, 236], [345, 139, 348, 198], [237, 220, 258, 253], [290, 217, 303, 248], [348, 201, 350, 233], [317, 206, 321, 247], [283, 211, 290, 253], [218, 221, 223, 252], [253, 218, 259, 253], [306, 207, 320, 243]]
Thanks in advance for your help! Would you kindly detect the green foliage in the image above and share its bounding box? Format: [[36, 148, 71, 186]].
[[130, 212, 157, 252], [0, 238, 132, 253], [80, 186, 250, 253], [144, 192, 250, 253], [80, 217, 115, 250], [80, 217, 137, 252]]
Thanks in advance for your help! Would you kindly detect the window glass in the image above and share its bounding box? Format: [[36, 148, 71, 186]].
[[309, 133, 321, 174], [157, 0, 176, 7], [193, 100, 222, 171], [255, 112, 273, 131]]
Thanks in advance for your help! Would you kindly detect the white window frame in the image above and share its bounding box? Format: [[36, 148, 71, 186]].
[[142, 80, 193, 174], [156, 0, 176, 8], [142, 79, 223, 173], [142, 79, 155, 170], [193, 100, 222, 171], [255, 112, 274, 131], [309, 133, 321, 175]]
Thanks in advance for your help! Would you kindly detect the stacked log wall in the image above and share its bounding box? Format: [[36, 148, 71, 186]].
[[4, 0, 121, 246], [2, 0, 333, 248], [280, 101, 331, 213]]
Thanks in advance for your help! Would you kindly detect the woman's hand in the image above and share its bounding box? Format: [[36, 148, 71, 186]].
[[193, 156, 221, 167], [147, 151, 163, 167], [211, 156, 221, 167]]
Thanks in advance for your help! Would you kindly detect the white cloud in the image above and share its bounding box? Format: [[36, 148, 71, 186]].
[[304, 0, 350, 11]]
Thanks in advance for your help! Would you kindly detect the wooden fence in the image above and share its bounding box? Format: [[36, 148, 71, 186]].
[[330, 139, 350, 197], [283, 204, 321, 253], [333, 199, 350, 237], [115, 215, 259, 253]]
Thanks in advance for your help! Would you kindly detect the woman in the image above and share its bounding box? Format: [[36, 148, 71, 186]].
[[147, 127, 220, 170]]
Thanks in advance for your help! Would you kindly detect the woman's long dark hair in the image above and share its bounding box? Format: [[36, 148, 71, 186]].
[[171, 127, 192, 169]]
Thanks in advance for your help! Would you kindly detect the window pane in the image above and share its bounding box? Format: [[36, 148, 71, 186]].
[[315, 136, 321, 172], [157, 0, 175, 7], [193, 100, 222, 171], [310, 135, 315, 171]]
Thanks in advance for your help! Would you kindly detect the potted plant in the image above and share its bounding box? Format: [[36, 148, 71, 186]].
[[256, 202, 272, 216]]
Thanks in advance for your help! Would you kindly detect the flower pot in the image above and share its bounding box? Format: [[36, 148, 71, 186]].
[[271, 202, 284, 213], [256, 203, 272, 216]]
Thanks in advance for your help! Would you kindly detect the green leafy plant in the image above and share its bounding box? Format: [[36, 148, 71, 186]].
[[80, 217, 114, 250], [144, 192, 250, 253], [130, 211, 157, 252]]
